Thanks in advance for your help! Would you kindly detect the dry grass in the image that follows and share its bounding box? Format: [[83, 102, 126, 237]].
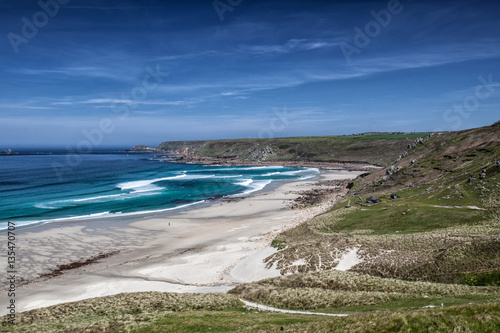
[[0, 292, 242, 332], [265, 209, 500, 283], [234, 269, 498, 295], [133, 302, 500, 332], [230, 269, 499, 310], [262, 302, 500, 333], [483, 186, 500, 224]]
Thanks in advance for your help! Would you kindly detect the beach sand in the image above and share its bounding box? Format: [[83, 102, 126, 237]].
[[0, 169, 364, 315]]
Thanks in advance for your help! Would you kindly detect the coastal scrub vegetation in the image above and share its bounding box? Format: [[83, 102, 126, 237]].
[[0, 292, 242, 332], [134, 302, 500, 332], [2, 293, 499, 332], [229, 269, 500, 311]]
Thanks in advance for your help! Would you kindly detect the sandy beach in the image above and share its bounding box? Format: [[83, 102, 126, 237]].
[[0, 168, 365, 315]]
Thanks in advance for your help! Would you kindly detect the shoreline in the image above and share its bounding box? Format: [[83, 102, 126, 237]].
[[1, 160, 376, 233], [163, 155, 381, 171], [0, 168, 364, 315]]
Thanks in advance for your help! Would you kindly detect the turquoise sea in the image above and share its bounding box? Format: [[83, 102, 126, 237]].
[[0, 149, 318, 230]]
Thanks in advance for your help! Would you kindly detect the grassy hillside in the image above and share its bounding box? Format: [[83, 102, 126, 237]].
[[0, 292, 241, 332], [263, 122, 500, 286], [354, 122, 500, 195], [230, 270, 499, 312], [156, 133, 428, 166], [3, 292, 499, 332]]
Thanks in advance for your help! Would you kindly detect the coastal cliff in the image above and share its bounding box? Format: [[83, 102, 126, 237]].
[[147, 133, 430, 167]]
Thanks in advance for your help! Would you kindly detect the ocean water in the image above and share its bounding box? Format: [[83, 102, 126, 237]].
[[0, 149, 319, 230]]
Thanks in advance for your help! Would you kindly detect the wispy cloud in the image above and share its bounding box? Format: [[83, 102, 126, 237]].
[[8, 66, 138, 81], [156, 39, 337, 62], [237, 39, 337, 55], [52, 98, 195, 107]]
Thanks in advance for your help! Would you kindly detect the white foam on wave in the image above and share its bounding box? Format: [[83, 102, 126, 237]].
[[279, 170, 301, 176], [279, 167, 320, 176], [118, 201, 204, 216], [34, 203, 58, 210], [73, 193, 124, 202], [34, 173, 218, 212], [178, 174, 215, 180], [24, 167, 318, 230], [117, 174, 186, 192], [261, 172, 281, 176], [240, 166, 284, 171], [214, 175, 243, 179], [232, 179, 272, 197], [204, 166, 284, 172], [3, 211, 114, 230], [35, 190, 161, 210], [236, 179, 253, 187], [7, 201, 206, 231]]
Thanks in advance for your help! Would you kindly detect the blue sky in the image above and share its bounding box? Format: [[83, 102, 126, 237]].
[[1, 0, 499, 147]]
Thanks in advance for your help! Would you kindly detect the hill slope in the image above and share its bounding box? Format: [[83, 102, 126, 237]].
[[156, 133, 429, 166], [260, 122, 500, 287]]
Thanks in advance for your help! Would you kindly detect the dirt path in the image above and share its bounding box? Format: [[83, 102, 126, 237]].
[[240, 299, 348, 317], [431, 205, 485, 210]]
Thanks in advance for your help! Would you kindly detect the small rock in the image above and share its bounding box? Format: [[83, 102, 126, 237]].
[[366, 196, 381, 203], [386, 165, 397, 176]]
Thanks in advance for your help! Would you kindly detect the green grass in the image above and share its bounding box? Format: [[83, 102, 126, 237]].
[[322, 295, 499, 313], [135, 302, 500, 333], [355, 133, 429, 140], [0, 292, 242, 333], [4, 296, 499, 333], [461, 270, 500, 286], [266, 217, 500, 284], [230, 269, 500, 311], [273, 132, 428, 142], [260, 124, 500, 284], [323, 204, 486, 234], [132, 310, 326, 333]]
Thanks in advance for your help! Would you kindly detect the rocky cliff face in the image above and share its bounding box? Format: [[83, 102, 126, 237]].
[[0, 149, 17, 155], [156, 141, 206, 155], [153, 135, 421, 166]]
